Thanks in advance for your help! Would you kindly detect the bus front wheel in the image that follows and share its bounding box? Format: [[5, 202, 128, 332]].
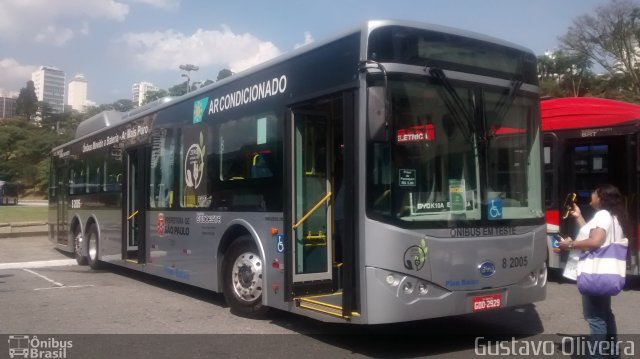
[[222, 237, 267, 317]]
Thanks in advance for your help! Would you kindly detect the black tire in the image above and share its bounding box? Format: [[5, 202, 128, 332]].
[[222, 236, 268, 317], [74, 228, 88, 266], [86, 224, 103, 270]]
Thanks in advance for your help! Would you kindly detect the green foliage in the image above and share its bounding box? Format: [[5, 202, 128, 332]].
[[217, 69, 233, 81], [0, 119, 28, 180], [560, 0, 640, 95], [168, 82, 187, 96], [142, 89, 169, 105], [112, 99, 135, 112], [15, 81, 38, 121], [0, 113, 78, 196], [38, 101, 55, 127], [84, 99, 136, 117]]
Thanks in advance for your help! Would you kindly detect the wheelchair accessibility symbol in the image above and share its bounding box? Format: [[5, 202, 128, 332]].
[[488, 198, 502, 219]]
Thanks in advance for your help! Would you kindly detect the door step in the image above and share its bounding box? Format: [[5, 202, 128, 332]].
[[295, 292, 360, 319]]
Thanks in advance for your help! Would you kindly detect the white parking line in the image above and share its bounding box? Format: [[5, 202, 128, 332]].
[[21, 267, 95, 291], [22, 268, 64, 287], [0, 259, 76, 270], [34, 285, 95, 291]]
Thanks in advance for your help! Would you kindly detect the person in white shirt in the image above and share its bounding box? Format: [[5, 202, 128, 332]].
[[558, 184, 627, 358]]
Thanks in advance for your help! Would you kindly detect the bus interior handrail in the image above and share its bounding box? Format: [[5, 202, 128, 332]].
[[292, 192, 332, 230]]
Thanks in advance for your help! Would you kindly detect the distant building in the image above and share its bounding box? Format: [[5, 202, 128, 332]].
[[0, 96, 17, 119], [68, 73, 88, 113], [132, 81, 159, 107], [31, 66, 66, 113]]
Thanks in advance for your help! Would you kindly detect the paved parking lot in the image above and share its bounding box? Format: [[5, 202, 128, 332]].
[[1, 235, 639, 358]]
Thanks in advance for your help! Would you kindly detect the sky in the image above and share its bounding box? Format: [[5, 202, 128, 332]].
[[0, 0, 612, 105]]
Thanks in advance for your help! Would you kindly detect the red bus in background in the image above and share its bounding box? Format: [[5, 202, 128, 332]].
[[542, 97, 640, 275]]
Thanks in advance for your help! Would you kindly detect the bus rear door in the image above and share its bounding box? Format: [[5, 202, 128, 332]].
[[123, 146, 149, 264], [54, 159, 69, 245]]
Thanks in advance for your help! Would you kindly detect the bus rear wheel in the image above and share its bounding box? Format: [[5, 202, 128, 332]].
[[74, 229, 88, 266], [86, 224, 103, 270], [222, 237, 267, 317]]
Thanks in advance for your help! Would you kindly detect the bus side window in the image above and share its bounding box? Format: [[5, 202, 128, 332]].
[[251, 153, 273, 178], [150, 128, 176, 208], [210, 113, 282, 212]]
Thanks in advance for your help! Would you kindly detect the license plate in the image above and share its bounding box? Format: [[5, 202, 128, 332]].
[[471, 294, 502, 312]]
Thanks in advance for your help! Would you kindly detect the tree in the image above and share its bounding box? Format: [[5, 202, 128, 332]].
[[537, 50, 595, 97], [217, 69, 233, 81], [112, 99, 135, 112], [37, 101, 55, 127], [0, 119, 28, 180], [560, 0, 640, 94], [0, 118, 66, 193], [15, 81, 38, 121], [142, 89, 169, 105], [84, 103, 116, 118], [168, 82, 187, 97]]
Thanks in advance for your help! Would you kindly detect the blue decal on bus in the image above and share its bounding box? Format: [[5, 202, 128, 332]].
[[276, 234, 285, 253], [488, 199, 502, 219], [193, 97, 209, 124], [479, 261, 497, 277]]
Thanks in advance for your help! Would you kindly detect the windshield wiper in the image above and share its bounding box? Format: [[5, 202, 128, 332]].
[[493, 79, 523, 122], [427, 67, 476, 145], [487, 78, 523, 138]]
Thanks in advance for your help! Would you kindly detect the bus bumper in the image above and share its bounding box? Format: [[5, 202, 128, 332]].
[[361, 264, 547, 325]]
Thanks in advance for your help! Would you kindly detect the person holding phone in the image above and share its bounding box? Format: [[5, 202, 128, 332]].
[[558, 184, 626, 358]]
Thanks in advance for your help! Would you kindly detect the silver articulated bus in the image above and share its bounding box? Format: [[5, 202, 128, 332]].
[[49, 20, 546, 324]]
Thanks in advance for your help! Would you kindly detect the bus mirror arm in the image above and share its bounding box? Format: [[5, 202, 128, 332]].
[[367, 86, 388, 142], [360, 60, 389, 142]]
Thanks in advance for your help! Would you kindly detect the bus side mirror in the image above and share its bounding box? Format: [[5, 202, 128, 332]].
[[368, 86, 388, 142]]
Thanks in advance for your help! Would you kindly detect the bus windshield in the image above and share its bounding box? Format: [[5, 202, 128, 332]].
[[368, 78, 543, 224]]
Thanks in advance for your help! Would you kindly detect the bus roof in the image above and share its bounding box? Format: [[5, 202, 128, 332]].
[[54, 19, 537, 152], [541, 97, 640, 131]]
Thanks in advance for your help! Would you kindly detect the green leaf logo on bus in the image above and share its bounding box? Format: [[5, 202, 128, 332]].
[[193, 97, 209, 124], [403, 238, 428, 271], [185, 132, 205, 189]]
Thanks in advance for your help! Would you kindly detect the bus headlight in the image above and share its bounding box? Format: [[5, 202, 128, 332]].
[[418, 282, 429, 295], [386, 274, 399, 286]]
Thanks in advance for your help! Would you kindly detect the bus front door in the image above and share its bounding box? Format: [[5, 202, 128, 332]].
[[289, 110, 335, 295], [123, 147, 148, 264]]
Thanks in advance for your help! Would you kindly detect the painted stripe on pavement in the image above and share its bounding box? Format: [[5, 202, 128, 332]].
[[23, 268, 64, 287]]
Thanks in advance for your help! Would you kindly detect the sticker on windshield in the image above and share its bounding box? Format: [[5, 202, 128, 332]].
[[488, 198, 503, 219], [449, 179, 466, 211], [399, 169, 416, 187]]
